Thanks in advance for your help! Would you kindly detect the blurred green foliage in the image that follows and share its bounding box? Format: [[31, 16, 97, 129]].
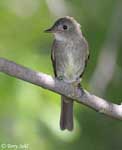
[[0, 0, 122, 150]]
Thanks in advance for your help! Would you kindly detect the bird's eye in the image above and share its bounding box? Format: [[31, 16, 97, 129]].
[[63, 25, 68, 30]]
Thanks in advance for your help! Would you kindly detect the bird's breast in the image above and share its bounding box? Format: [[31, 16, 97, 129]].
[[61, 42, 78, 79], [55, 39, 84, 82]]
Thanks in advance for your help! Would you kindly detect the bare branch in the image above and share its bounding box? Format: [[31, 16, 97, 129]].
[[0, 57, 122, 120]]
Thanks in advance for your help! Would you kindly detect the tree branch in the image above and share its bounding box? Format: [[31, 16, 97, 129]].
[[0, 57, 122, 120]]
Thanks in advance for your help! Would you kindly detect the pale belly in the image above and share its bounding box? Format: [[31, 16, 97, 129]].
[[56, 46, 85, 82], [64, 53, 76, 79]]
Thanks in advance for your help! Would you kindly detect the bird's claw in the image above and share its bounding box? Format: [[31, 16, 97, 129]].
[[57, 76, 64, 81]]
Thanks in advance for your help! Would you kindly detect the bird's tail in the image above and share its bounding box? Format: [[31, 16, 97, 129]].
[[60, 96, 73, 131]]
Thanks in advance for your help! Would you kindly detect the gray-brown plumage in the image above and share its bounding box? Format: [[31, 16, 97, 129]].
[[45, 16, 89, 131]]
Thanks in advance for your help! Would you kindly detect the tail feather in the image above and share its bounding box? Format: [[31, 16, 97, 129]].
[[60, 96, 73, 131]]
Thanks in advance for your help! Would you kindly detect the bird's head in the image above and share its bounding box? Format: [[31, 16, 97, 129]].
[[45, 16, 82, 41]]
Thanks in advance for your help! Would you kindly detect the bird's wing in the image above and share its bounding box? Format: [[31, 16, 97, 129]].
[[80, 37, 90, 78], [51, 40, 57, 77], [85, 37, 90, 67]]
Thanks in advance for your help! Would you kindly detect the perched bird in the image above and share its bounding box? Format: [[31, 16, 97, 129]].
[[45, 16, 89, 131]]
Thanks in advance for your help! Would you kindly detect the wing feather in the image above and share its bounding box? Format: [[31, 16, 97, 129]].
[[51, 40, 57, 77]]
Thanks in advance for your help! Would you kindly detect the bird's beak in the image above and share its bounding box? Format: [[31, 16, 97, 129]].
[[44, 27, 54, 33]]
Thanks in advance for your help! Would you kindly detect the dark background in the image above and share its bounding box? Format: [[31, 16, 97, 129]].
[[0, 0, 122, 149]]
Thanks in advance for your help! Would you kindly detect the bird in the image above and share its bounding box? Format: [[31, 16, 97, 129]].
[[45, 16, 89, 131]]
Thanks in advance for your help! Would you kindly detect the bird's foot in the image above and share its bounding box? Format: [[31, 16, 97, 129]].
[[57, 75, 64, 81]]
